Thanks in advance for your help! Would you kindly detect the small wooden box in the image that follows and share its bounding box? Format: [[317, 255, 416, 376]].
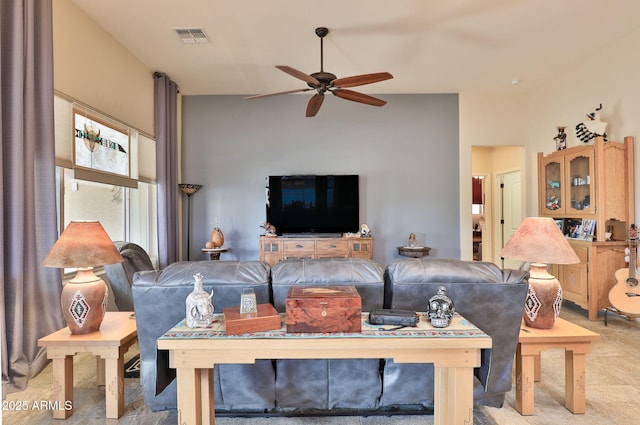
[[223, 303, 282, 335], [286, 286, 362, 333]]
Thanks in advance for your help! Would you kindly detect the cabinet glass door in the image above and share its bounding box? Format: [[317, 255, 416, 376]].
[[542, 159, 563, 215], [567, 151, 595, 215]]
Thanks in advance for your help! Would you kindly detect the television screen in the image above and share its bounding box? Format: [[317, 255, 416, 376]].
[[266, 175, 359, 236]]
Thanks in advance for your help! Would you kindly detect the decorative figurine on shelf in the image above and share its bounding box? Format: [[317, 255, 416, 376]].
[[427, 286, 455, 328], [554, 126, 567, 150], [546, 195, 560, 211], [185, 273, 214, 328], [576, 104, 608, 144], [360, 223, 372, 237], [260, 221, 277, 237]]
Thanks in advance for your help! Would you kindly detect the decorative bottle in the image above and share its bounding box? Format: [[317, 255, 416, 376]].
[[427, 286, 455, 328], [185, 273, 214, 328]]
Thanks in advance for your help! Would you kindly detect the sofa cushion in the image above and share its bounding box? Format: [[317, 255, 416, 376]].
[[270, 258, 385, 410]]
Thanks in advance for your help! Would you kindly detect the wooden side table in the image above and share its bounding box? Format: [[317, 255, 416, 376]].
[[38, 311, 137, 419], [515, 318, 599, 415], [202, 247, 228, 260]]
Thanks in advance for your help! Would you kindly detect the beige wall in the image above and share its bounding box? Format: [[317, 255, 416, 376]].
[[53, 0, 154, 136]]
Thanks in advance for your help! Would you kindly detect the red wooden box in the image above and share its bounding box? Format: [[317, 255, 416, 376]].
[[223, 303, 282, 335], [286, 286, 362, 333]]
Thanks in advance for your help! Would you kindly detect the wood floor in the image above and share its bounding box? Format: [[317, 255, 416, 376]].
[[3, 301, 639, 424]]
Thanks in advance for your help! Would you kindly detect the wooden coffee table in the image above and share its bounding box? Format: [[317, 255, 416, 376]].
[[38, 311, 137, 419], [515, 318, 600, 415], [158, 312, 491, 425]]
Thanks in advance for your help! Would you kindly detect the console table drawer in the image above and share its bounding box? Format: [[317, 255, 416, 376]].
[[316, 240, 349, 258], [283, 240, 315, 258]]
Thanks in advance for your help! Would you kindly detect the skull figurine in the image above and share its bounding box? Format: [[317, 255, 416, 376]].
[[427, 286, 455, 328]]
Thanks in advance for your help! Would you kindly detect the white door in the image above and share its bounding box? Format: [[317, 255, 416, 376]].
[[498, 170, 523, 270]]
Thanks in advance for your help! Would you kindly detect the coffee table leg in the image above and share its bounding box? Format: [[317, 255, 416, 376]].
[[515, 344, 536, 415], [434, 366, 473, 425], [51, 355, 74, 419], [565, 349, 587, 414], [200, 368, 214, 425], [104, 356, 125, 418], [177, 367, 213, 425]]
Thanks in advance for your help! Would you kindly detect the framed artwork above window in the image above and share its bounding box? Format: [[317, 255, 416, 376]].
[[73, 107, 130, 178]]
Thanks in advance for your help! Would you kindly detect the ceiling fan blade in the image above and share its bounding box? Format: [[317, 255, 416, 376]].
[[332, 89, 387, 107], [331, 72, 393, 88], [244, 88, 312, 100], [276, 65, 321, 86], [306, 94, 324, 117]]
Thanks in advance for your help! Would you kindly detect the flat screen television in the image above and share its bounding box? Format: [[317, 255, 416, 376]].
[[266, 175, 359, 236]]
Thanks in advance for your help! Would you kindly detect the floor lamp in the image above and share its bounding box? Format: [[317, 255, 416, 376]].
[[179, 183, 202, 260]]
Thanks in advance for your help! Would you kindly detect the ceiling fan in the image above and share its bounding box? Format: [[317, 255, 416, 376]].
[[245, 27, 393, 117]]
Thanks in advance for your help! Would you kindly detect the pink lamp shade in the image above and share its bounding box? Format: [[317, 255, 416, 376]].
[[43, 221, 123, 334], [501, 217, 579, 329]]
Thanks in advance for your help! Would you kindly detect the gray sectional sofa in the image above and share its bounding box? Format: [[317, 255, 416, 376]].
[[132, 257, 528, 415]]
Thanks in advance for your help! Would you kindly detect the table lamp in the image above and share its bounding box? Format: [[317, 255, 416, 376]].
[[42, 221, 123, 334], [500, 217, 579, 329]]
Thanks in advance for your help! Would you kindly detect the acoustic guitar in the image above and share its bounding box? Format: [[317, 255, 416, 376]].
[[609, 224, 640, 315]]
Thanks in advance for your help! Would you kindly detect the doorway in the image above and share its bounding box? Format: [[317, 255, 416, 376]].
[[472, 176, 486, 261], [471, 146, 524, 266], [497, 170, 523, 269]]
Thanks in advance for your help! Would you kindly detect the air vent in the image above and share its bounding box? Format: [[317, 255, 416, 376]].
[[173, 28, 210, 44]]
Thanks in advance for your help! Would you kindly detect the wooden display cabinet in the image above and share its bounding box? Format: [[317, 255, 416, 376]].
[[539, 149, 597, 217], [538, 136, 635, 320], [259, 236, 373, 267]]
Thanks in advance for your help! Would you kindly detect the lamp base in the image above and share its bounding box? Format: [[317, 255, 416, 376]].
[[61, 268, 108, 334], [523, 263, 563, 329]]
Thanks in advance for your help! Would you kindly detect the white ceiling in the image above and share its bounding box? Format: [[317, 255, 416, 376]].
[[71, 0, 640, 96]]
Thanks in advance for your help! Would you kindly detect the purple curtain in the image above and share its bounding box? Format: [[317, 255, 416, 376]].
[[1, 0, 64, 395], [154, 72, 179, 268]]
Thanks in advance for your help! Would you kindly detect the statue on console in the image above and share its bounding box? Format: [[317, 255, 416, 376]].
[[260, 221, 277, 237], [360, 223, 372, 237]]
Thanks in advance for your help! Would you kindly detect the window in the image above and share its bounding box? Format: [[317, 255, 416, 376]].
[[57, 167, 158, 267], [54, 95, 158, 267]]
